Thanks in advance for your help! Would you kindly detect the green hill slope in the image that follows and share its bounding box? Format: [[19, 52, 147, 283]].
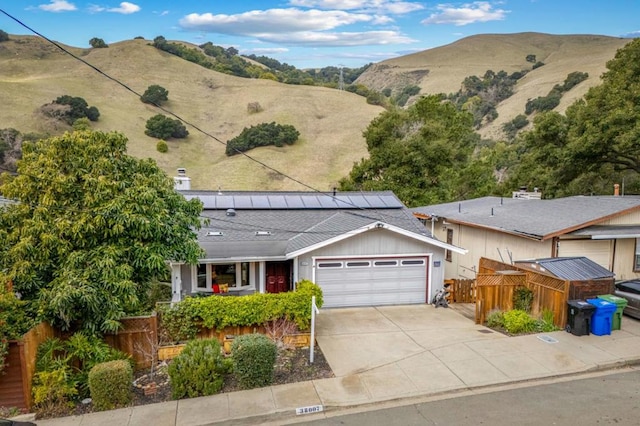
[[0, 36, 383, 191]]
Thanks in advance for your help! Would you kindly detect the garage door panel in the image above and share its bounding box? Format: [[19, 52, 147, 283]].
[[316, 257, 427, 308]]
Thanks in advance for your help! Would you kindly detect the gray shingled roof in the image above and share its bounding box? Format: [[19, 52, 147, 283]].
[[412, 196, 640, 240], [185, 191, 433, 260], [514, 257, 615, 281]]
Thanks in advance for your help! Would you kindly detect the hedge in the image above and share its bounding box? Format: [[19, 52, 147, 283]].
[[159, 280, 323, 342]]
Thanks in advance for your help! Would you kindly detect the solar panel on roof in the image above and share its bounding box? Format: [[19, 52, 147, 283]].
[[285, 196, 306, 208], [233, 195, 253, 209], [318, 195, 340, 208], [345, 195, 368, 208], [377, 194, 403, 208], [269, 195, 288, 208], [251, 195, 271, 208], [216, 196, 235, 209], [302, 195, 322, 208]]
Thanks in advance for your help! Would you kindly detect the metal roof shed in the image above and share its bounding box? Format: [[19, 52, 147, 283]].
[[514, 257, 615, 300]]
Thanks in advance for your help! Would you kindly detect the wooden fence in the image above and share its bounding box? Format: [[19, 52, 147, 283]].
[[104, 314, 158, 369], [0, 322, 54, 410], [476, 258, 569, 328], [445, 278, 476, 303]]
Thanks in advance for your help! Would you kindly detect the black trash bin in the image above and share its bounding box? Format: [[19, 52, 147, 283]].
[[566, 300, 597, 336]]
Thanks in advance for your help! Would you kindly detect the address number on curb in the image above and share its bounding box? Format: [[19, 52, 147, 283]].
[[296, 405, 324, 415]]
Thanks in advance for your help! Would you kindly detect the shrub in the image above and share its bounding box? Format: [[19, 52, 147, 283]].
[[0, 284, 34, 374], [168, 338, 229, 399], [141, 85, 169, 105], [513, 287, 534, 312], [486, 310, 504, 328], [156, 139, 168, 153], [44, 95, 100, 124], [535, 309, 559, 332], [32, 366, 78, 416], [145, 114, 188, 139], [247, 102, 263, 114], [226, 122, 299, 155], [89, 37, 108, 48], [0, 30, 9, 42], [502, 310, 537, 334], [88, 360, 132, 411], [72, 117, 92, 131], [231, 334, 277, 389], [34, 333, 131, 403]]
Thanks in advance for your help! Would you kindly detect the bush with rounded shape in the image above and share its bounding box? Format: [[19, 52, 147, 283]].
[[231, 334, 277, 389], [89, 37, 108, 48], [156, 139, 168, 153], [88, 359, 132, 411], [502, 310, 537, 334], [168, 338, 229, 399], [141, 85, 169, 105]]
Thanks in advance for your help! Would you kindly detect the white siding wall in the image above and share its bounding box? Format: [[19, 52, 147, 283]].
[[436, 222, 553, 279]]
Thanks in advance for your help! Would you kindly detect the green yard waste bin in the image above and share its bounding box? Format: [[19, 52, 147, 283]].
[[597, 294, 628, 331]]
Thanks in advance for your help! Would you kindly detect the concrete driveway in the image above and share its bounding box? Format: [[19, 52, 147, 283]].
[[315, 304, 505, 377]]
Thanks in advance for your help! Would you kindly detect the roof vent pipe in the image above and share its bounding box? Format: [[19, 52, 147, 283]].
[[226, 208, 236, 216], [614, 183, 620, 197], [490, 208, 494, 217], [458, 203, 461, 213]]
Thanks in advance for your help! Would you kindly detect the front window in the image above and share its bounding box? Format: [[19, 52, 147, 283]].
[[194, 263, 251, 291], [635, 238, 640, 271]]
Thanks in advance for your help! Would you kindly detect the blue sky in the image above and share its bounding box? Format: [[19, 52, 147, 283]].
[[1, 1, 639, 68]]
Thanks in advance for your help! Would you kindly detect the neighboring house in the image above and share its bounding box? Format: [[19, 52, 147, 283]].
[[169, 190, 466, 308], [412, 192, 640, 282]]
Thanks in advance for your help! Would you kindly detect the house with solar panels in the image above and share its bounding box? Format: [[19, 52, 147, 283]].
[[412, 190, 640, 282], [169, 189, 466, 308]]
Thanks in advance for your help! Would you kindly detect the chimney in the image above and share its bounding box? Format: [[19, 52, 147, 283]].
[[174, 168, 191, 191], [614, 183, 620, 197]]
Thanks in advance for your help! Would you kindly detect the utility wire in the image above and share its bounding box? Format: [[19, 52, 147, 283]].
[[0, 9, 430, 237]]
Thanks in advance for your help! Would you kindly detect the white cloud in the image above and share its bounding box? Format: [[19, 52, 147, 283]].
[[180, 9, 372, 34], [107, 2, 140, 14], [422, 2, 508, 26], [254, 30, 415, 47], [242, 47, 290, 54], [38, 0, 77, 12], [288, 0, 424, 14]]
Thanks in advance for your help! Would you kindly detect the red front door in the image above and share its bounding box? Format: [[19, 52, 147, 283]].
[[266, 261, 290, 293]]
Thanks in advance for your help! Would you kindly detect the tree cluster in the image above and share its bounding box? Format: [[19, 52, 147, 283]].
[[0, 130, 204, 333], [41, 95, 100, 125], [448, 69, 526, 128], [525, 71, 589, 114], [145, 114, 188, 139], [0, 29, 9, 42], [226, 122, 300, 156], [140, 84, 169, 105]]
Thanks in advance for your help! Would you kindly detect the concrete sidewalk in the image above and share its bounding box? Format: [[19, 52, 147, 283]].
[[31, 306, 640, 426]]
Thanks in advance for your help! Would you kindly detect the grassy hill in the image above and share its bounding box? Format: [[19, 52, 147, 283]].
[[0, 36, 383, 191], [356, 32, 630, 139], [0, 33, 632, 190]]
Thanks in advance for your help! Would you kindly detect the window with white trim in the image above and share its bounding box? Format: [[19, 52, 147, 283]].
[[346, 261, 371, 268], [193, 262, 250, 291], [401, 259, 425, 266]]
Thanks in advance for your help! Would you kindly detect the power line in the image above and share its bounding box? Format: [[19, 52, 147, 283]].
[[0, 9, 430, 237]]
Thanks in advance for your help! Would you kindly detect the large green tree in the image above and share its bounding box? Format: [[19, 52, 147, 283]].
[[0, 131, 203, 334], [339, 95, 491, 207], [564, 38, 640, 176], [505, 38, 640, 197]]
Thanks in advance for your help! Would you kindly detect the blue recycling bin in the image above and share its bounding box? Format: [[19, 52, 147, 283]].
[[586, 298, 617, 336]]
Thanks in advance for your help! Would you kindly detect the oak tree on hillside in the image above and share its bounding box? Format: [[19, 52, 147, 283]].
[[145, 114, 188, 139], [339, 95, 494, 207], [0, 131, 204, 334], [141, 84, 169, 105], [89, 37, 108, 48]]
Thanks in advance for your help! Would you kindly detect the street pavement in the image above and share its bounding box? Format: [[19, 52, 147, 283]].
[[27, 305, 640, 426]]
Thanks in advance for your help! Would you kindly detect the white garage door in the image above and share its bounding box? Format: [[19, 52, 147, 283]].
[[315, 257, 428, 308]]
